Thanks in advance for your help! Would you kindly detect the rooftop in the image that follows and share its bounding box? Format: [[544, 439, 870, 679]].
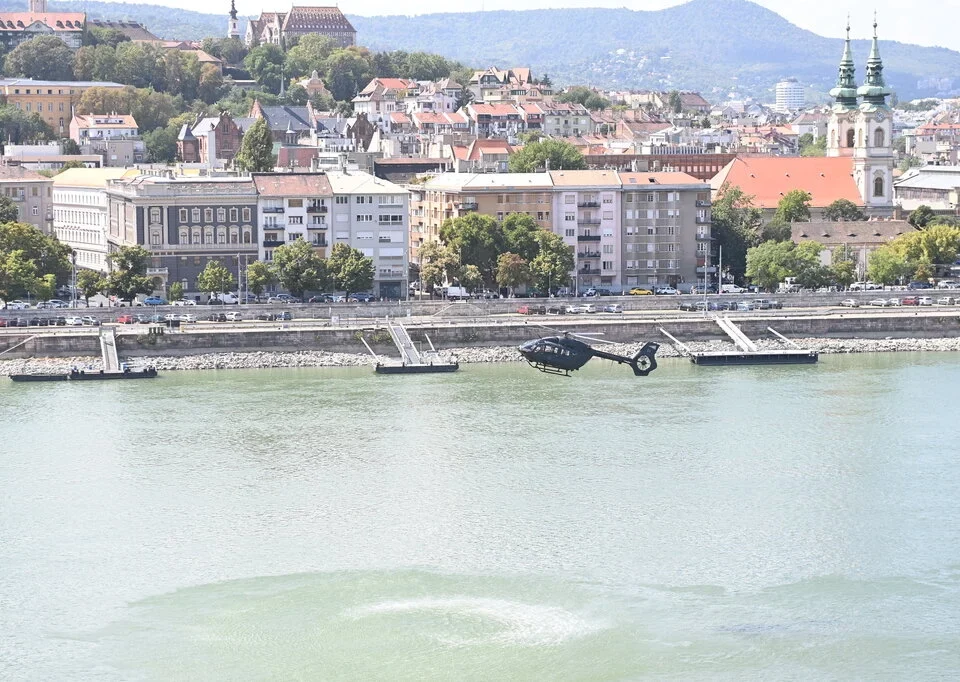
[[52, 168, 139, 188], [711, 156, 862, 209], [252, 172, 333, 197]]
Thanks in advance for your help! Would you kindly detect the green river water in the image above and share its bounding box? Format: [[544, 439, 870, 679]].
[[2, 353, 960, 680]]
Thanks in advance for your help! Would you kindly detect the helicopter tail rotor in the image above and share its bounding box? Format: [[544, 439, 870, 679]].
[[630, 342, 660, 377]]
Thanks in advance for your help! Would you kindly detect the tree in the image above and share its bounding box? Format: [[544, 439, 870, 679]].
[[711, 185, 763, 282], [85, 26, 131, 49], [529, 230, 574, 294], [824, 199, 866, 222], [789, 241, 830, 289], [439, 213, 503, 285], [31, 273, 56, 301], [234, 117, 275, 172], [830, 245, 858, 289], [284, 34, 336, 78], [0, 221, 72, 284], [495, 252, 530, 295], [105, 245, 153, 303], [198, 63, 224, 104], [167, 281, 184, 302], [0, 196, 19, 224], [245, 260, 275, 299], [417, 240, 457, 294], [323, 47, 375, 102], [244, 44, 286, 93], [908, 205, 936, 228], [760, 217, 792, 243], [799, 134, 827, 157], [773, 189, 812, 224], [76, 268, 105, 304], [501, 213, 541, 262], [327, 242, 374, 298], [61, 138, 81, 156], [196, 260, 236, 298], [556, 86, 609, 110], [668, 90, 682, 113], [0, 105, 55, 144], [508, 139, 587, 173], [0, 249, 38, 302], [867, 244, 911, 285], [4, 37, 74, 80], [271, 239, 326, 298], [460, 264, 483, 292], [902, 223, 960, 266], [745, 240, 795, 291], [144, 125, 179, 163], [114, 42, 166, 89]]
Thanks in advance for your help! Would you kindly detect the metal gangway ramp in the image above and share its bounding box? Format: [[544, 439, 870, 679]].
[[714, 316, 758, 353], [100, 326, 120, 372], [386, 322, 422, 365]]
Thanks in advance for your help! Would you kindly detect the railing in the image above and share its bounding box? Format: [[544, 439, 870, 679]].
[[263, 239, 285, 247], [306, 205, 328, 213], [579, 268, 601, 275], [578, 218, 601, 226], [577, 201, 600, 208], [696, 216, 711, 224], [263, 222, 286, 228], [307, 223, 327, 229], [457, 202, 478, 210], [577, 235, 601, 242], [578, 251, 601, 258], [312, 241, 328, 248], [146, 267, 168, 276], [262, 207, 285, 214], [696, 231, 712, 240]]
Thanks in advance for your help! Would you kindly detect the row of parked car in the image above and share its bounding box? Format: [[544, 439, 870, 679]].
[[518, 304, 623, 315], [859, 296, 960, 308], [679, 299, 784, 312], [0, 315, 101, 327]]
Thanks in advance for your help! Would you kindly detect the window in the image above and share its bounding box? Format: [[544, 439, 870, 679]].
[[204, 208, 214, 223], [874, 176, 884, 197], [32, 206, 39, 216], [288, 199, 303, 208], [565, 213, 575, 222], [32, 186, 38, 197], [243, 230, 251, 244], [336, 196, 348, 204], [204, 227, 213, 243], [229, 208, 239, 222], [564, 195, 575, 204], [603, 244, 614, 254], [603, 211, 613, 220], [602, 195, 613, 204], [846, 128, 855, 148], [565, 228, 575, 237], [150, 231, 161, 246], [192, 208, 201, 223], [242, 208, 251, 222], [217, 228, 226, 244], [217, 208, 226, 222], [356, 214, 373, 222], [646, 193, 655, 202], [874, 128, 885, 148], [496, 212, 504, 221], [179, 208, 188, 223], [602, 261, 613, 270], [289, 216, 303, 225], [150, 207, 161, 223], [191, 228, 201, 244], [179, 228, 188, 243]]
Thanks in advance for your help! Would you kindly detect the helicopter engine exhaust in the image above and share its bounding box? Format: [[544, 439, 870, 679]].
[[630, 342, 660, 377]]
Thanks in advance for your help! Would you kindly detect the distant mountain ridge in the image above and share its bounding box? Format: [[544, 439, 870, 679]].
[[0, 0, 957, 100]]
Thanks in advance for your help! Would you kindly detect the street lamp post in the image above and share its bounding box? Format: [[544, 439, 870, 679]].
[[71, 252, 77, 309]]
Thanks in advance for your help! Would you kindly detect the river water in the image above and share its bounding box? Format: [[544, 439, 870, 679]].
[[2, 353, 960, 680]]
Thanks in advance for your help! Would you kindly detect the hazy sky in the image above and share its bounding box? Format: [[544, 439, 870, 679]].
[[122, 0, 960, 51]]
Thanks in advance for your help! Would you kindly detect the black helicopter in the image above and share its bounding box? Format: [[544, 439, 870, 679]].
[[518, 328, 659, 377]]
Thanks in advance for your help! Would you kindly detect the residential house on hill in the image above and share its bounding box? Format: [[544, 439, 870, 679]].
[[352, 77, 419, 124], [0, 164, 52, 234], [69, 113, 144, 166], [178, 111, 251, 167], [249, 101, 314, 143], [448, 139, 514, 173]]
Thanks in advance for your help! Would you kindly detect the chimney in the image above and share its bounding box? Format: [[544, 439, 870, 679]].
[[339, 152, 348, 173]]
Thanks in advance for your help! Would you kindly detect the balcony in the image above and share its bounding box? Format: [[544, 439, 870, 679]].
[[312, 240, 328, 248], [578, 218, 601, 226], [579, 268, 601, 275], [146, 267, 168, 276], [696, 216, 711, 224], [577, 235, 601, 242], [577, 201, 600, 208], [578, 251, 601, 258], [457, 202, 478, 211], [696, 231, 712, 240], [306, 205, 328, 214], [262, 207, 285, 214], [262, 239, 285, 247], [307, 223, 328, 229], [696, 200, 712, 207]]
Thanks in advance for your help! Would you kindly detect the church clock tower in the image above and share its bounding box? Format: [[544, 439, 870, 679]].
[[228, 0, 240, 40], [854, 17, 894, 217], [827, 21, 858, 157]]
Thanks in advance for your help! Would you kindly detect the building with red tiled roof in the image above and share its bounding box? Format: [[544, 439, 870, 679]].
[[353, 78, 419, 124], [448, 138, 515, 173], [0, 10, 85, 48], [711, 156, 863, 219], [245, 6, 355, 48], [463, 103, 524, 138]]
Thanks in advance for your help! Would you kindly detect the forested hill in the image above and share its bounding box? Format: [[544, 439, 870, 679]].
[[2, 0, 958, 99]]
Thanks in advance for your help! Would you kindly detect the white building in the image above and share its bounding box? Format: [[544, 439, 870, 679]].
[[52, 167, 136, 272], [326, 170, 409, 299], [775, 78, 805, 112]]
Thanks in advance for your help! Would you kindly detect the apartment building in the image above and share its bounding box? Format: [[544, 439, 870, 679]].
[[0, 6, 85, 50], [0, 164, 53, 234], [252, 173, 332, 262], [0, 79, 125, 136], [104, 175, 259, 298], [539, 102, 591, 137], [70, 113, 145, 166], [619, 172, 712, 290], [326, 171, 409, 299], [412, 171, 710, 292], [549, 170, 622, 292], [52, 167, 137, 272]]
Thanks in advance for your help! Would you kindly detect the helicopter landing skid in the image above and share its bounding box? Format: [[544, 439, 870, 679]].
[[526, 361, 572, 377]]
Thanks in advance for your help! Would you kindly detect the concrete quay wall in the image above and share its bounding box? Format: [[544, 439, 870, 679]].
[[3, 313, 960, 360]]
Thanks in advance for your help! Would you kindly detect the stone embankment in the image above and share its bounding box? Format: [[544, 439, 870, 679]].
[[4, 337, 960, 376]]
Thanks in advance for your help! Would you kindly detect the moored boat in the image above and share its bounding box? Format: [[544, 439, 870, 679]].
[[10, 367, 159, 382]]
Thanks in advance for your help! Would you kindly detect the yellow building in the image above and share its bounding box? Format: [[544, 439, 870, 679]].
[[0, 78, 125, 136]]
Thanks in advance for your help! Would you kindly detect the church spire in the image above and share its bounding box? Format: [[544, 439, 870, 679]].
[[858, 13, 892, 106], [829, 18, 858, 110], [230, 0, 238, 21]]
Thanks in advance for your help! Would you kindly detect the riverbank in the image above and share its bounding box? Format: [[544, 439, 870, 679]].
[[4, 337, 960, 376]]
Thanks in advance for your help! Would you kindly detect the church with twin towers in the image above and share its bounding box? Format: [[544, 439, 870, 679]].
[[826, 18, 895, 218]]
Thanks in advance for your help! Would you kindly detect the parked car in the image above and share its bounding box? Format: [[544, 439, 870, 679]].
[[207, 312, 228, 322], [171, 299, 197, 307], [47, 299, 70, 308], [517, 305, 546, 315], [908, 281, 933, 290], [936, 296, 953, 306], [936, 280, 958, 289], [918, 296, 934, 306], [868, 298, 889, 307], [348, 292, 375, 302], [5, 300, 29, 310], [888, 298, 902, 307], [143, 296, 168, 306], [546, 305, 566, 315], [678, 302, 698, 311], [147, 314, 165, 324], [116, 314, 135, 323], [267, 295, 293, 304], [179, 314, 197, 323], [565, 305, 581, 314], [35, 301, 55, 309], [276, 311, 293, 321], [603, 304, 623, 313], [63, 316, 84, 326], [720, 284, 747, 294], [839, 299, 860, 308], [225, 311, 242, 322], [655, 286, 679, 295], [308, 294, 334, 303], [689, 284, 719, 295], [753, 299, 783, 310], [582, 304, 598, 314], [901, 296, 919, 306], [628, 288, 653, 296], [851, 281, 882, 291], [80, 316, 100, 326], [737, 301, 757, 311], [163, 313, 181, 322]]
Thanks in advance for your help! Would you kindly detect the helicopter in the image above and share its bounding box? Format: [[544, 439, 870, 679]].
[[518, 328, 660, 377]]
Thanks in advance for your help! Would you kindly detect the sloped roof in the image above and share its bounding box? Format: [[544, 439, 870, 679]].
[[252, 172, 333, 196], [256, 106, 312, 132], [711, 156, 862, 209], [549, 170, 621, 186], [792, 220, 914, 244], [282, 6, 355, 33], [619, 171, 707, 187], [0, 165, 49, 181], [52, 167, 138, 188], [72, 114, 138, 129], [91, 19, 158, 41], [0, 12, 85, 31]]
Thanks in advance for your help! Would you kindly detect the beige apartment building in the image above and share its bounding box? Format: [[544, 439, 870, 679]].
[[410, 171, 711, 292], [0, 165, 53, 234]]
